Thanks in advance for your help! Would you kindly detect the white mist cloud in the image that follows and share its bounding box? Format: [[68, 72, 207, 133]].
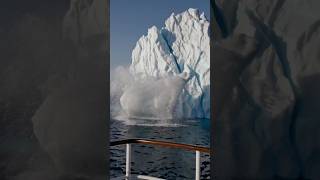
[[110, 66, 191, 120]]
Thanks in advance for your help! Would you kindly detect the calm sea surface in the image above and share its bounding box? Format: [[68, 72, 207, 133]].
[[110, 118, 210, 179]]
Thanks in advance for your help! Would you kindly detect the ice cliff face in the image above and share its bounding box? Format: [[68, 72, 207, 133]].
[[124, 8, 210, 119]]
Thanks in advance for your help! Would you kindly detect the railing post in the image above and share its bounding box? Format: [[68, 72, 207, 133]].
[[195, 150, 200, 180], [126, 143, 131, 178]]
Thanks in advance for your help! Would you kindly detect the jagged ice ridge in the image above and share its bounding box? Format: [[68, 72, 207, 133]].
[[117, 8, 210, 119]]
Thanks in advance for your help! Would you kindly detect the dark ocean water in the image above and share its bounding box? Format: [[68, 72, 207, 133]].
[[110, 118, 210, 179]]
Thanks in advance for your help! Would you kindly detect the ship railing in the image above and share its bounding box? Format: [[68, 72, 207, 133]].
[[110, 138, 210, 180]]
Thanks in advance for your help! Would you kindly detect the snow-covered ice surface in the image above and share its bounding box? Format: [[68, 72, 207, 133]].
[[112, 8, 210, 120]]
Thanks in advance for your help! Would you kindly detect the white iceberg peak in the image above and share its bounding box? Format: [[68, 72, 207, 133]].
[[188, 8, 200, 20], [148, 25, 158, 34], [200, 12, 207, 20], [127, 8, 210, 119]]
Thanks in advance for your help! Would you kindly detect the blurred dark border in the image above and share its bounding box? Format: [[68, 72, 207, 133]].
[[211, 0, 320, 179], [0, 0, 109, 179]]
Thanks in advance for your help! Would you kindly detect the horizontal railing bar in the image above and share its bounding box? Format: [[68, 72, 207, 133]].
[[110, 139, 210, 153], [136, 175, 166, 180], [110, 175, 165, 180]]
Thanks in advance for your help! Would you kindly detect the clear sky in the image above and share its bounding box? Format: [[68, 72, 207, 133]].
[[110, 0, 210, 68]]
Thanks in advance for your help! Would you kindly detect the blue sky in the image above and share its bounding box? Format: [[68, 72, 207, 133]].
[[110, 0, 210, 67]]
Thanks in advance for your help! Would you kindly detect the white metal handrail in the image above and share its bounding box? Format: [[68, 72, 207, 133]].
[[110, 139, 210, 180]]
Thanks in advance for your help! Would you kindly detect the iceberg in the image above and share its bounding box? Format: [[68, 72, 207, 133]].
[[115, 8, 210, 119]]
